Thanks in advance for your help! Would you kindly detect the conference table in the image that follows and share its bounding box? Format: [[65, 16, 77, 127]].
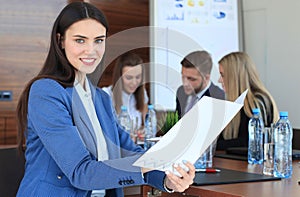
[[139, 157, 300, 197], [1, 144, 298, 196]]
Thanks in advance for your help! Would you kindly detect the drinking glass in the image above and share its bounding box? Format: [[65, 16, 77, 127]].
[[263, 125, 275, 175], [130, 118, 137, 144], [135, 127, 145, 146]]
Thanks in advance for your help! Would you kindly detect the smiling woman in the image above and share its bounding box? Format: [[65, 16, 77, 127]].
[[61, 18, 106, 87], [15, 2, 195, 197]]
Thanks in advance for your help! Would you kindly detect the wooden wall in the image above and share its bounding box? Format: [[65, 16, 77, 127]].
[[0, 0, 150, 144], [0, 0, 67, 111], [0, 0, 67, 144], [87, 0, 150, 88]]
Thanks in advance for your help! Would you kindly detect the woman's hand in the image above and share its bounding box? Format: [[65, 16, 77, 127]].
[[164, 161, 195, 192]]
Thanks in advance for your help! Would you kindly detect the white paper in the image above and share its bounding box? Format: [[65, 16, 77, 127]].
[[133, 90, 248, 174]]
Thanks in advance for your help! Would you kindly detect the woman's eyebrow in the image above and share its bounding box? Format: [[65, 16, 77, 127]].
[[72, 35, 106, 39], [95, 35, 106, 39], [72, 35, 87, 38]]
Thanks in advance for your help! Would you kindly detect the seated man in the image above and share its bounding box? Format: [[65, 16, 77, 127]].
[[176, 50, 225, 119]]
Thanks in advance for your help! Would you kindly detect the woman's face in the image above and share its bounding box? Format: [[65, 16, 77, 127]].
[[61, 19, 106, 76], [218, 64, 226, 92], [122, 65, 143, 94]]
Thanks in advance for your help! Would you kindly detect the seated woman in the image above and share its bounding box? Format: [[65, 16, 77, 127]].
[[217, 51, 279, 150], [102, 52, 148, 130]]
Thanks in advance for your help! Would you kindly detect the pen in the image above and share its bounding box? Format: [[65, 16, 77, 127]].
[[195, 168, 221, 173]]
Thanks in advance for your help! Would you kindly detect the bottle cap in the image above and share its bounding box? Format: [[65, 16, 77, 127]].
[[279, 111, 288, 117], [121, 105, 127, 111], [252, 108, 260, 114], [148, 104, 154, 110]]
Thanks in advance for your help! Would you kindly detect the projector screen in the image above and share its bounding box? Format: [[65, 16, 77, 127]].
[[150, 0, 243, 110]]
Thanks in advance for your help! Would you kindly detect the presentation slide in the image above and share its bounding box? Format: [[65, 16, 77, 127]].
[[150, 0, 242, 110]]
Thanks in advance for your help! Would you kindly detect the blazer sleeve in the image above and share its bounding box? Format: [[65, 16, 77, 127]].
[[96, 88, 167, 191]]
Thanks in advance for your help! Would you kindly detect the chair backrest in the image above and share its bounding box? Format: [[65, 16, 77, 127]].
[[0, 146, 25, 197], [293, 128, 300, 149]]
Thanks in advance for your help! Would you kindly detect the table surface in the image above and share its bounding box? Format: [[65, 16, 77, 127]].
[[184, 157, 300, 197], [3, 144, 298, 197]]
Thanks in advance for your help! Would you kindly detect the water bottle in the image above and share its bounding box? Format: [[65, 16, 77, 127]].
[[274, 111, 293, 178], [248, 108, 264, 164], [118, 105, 132, 134], [194, 139, 217, 169], [194, 152, 207, 169], [144, 104, 157, 150]]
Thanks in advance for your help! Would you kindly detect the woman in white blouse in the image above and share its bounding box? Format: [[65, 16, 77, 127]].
[[102, 52, 148, 129]]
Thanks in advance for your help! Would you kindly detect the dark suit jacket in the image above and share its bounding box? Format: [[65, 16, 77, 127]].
[[175, 82, 225, 118]]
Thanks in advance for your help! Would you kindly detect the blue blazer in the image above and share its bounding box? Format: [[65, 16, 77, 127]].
[[17, 79, 166, 197]]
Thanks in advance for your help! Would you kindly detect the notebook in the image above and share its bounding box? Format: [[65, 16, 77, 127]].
[[193, 168, 281, 186]]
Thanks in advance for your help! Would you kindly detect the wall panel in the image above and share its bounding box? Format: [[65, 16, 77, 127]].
[[0, 0, 150, 144], [0, 0, 66, 111]]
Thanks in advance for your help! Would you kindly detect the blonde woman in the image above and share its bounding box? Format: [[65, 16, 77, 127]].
[[217, 51, 279, 150]]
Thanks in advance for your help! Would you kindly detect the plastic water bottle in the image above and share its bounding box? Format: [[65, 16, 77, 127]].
[[274, 111, 293, 178], [248, 108, 264, 164], [194, 152, 207, 169], [144, 104, 157, 150], [118, 105, 132, 134]]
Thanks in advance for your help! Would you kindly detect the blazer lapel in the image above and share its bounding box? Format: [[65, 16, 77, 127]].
[[66, 87, 98, 158], [89, 82, 121, 160]]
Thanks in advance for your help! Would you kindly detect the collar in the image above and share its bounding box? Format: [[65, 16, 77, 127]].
[[74, 78, 92, 98], [196, 80, 211, 99]]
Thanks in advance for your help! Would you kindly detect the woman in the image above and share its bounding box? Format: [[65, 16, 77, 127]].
[[102, 52, 148, 129], [16, 2, 195, 196], [217, 51, 279, 150]]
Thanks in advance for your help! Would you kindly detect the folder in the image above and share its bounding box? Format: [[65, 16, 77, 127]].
[[193, 168, 281, 186]]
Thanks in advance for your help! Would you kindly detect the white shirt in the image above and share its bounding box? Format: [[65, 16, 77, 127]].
[[185, 81, 211, 113], [102, 85, 148, 129]]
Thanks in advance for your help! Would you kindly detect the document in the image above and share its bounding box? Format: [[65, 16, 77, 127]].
[[133, 90, 247, 174]]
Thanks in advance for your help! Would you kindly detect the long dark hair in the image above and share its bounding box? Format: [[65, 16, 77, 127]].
[[112, 52, 145, 114], [16, 2, 109, 151]]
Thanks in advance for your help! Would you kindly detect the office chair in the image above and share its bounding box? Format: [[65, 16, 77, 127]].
[[0, 146, 25, 197]]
